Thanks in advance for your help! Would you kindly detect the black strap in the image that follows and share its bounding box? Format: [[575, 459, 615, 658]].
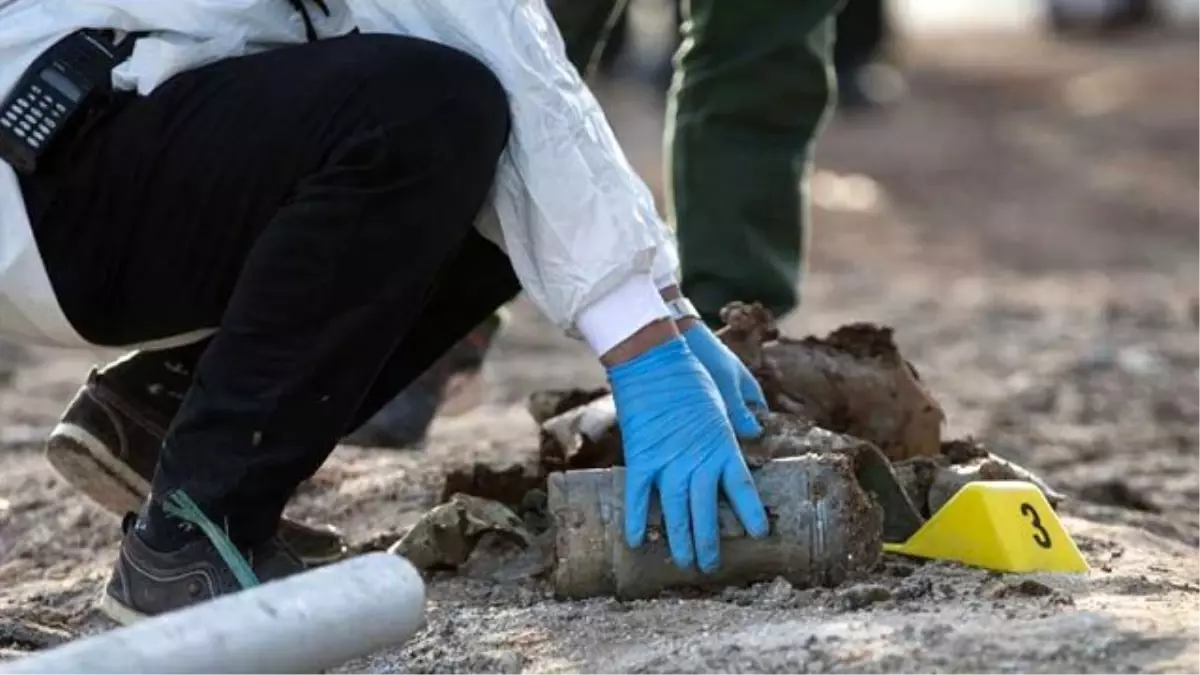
[[85, 28, 151, 63], [285, 0, 332, 43]]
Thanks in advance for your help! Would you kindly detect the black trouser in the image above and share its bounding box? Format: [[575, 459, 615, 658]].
[[19, 34, 520, 544]]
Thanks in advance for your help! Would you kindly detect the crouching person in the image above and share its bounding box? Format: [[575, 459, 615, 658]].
[[0, 0, 769, 623]]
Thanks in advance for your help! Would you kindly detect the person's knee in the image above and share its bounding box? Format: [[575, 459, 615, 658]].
[[429, 45, 511, 158], [353, 35, 511, 160]]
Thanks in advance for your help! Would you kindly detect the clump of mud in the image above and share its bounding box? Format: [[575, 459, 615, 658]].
[[389, 494, 554, 584], [893, 438, 1068, 517], [718, 301, 945, 462]]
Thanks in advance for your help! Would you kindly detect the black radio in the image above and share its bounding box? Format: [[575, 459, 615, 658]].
[[0, 29, 139, 174]]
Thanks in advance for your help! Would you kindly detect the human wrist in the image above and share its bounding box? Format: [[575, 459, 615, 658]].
[[600, 319, 679, 368], [659, 285, 701, 332], [576, 274, 671, 359]]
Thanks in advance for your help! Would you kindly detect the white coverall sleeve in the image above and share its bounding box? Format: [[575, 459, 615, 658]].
[[347, 0, 682, 354]]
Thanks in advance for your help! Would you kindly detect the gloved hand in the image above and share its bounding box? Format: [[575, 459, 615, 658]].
[[681, 323, 769, 440], [607, 336, 769, 573]]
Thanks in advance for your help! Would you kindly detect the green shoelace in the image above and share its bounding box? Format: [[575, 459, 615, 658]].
[[162, 490, 261, 590]]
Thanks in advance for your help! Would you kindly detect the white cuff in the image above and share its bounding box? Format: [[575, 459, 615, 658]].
[[654, 272, 680, 292], [575, 274, 671, 356]]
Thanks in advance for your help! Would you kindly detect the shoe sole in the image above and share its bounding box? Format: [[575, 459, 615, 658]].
[[46, 422, 149, 515], [96, 590, 148, 627], [47, 422, 346, 567]]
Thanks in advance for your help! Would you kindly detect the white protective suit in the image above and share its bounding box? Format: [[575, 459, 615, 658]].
[[0, 0, 680, 355]]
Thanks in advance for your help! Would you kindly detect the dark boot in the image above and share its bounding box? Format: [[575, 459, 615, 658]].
[[45, 370, 348, 565], [834, 0, 904, 113], [342, 311, 505, 449], [100, 510, 306, 625]]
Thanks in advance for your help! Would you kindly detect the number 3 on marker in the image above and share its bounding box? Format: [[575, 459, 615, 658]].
[[1020, 502, 1053, 549]]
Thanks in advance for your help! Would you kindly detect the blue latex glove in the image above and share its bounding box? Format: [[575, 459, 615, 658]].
[[681, 323, 769, 440], [607, 336, 769, 573]]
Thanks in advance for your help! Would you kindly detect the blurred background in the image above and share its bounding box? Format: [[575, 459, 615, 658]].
[[588, 0, 1199, 214]]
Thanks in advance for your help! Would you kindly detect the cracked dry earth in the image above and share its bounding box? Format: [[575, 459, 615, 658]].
[[2, 30, 1198, 673]]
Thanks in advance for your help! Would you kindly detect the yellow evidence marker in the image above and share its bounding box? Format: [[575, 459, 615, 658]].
[[883, 480, 1089, 573]]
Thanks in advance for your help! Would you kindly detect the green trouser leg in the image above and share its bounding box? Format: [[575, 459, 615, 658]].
[[548, 0, 839, 323], [668, 0, 841, 325]]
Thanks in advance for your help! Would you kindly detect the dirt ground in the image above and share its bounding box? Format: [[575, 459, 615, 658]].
[[1, 28, 1198, 674]]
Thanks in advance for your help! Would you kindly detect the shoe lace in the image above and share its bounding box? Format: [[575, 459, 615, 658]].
[[163, 490, 261, 590]]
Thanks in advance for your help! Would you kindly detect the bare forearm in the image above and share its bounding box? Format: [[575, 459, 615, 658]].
[[598, 318, 679, 367]]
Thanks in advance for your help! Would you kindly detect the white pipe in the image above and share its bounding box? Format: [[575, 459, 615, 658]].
[[1, 553, 425, 674]]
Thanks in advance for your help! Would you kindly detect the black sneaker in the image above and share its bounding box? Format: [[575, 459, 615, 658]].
[[45, 370, 348, 565], [99, 513, 306, 625]]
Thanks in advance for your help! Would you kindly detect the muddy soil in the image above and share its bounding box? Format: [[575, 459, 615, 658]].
[[1, 31, 1197, 673]]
